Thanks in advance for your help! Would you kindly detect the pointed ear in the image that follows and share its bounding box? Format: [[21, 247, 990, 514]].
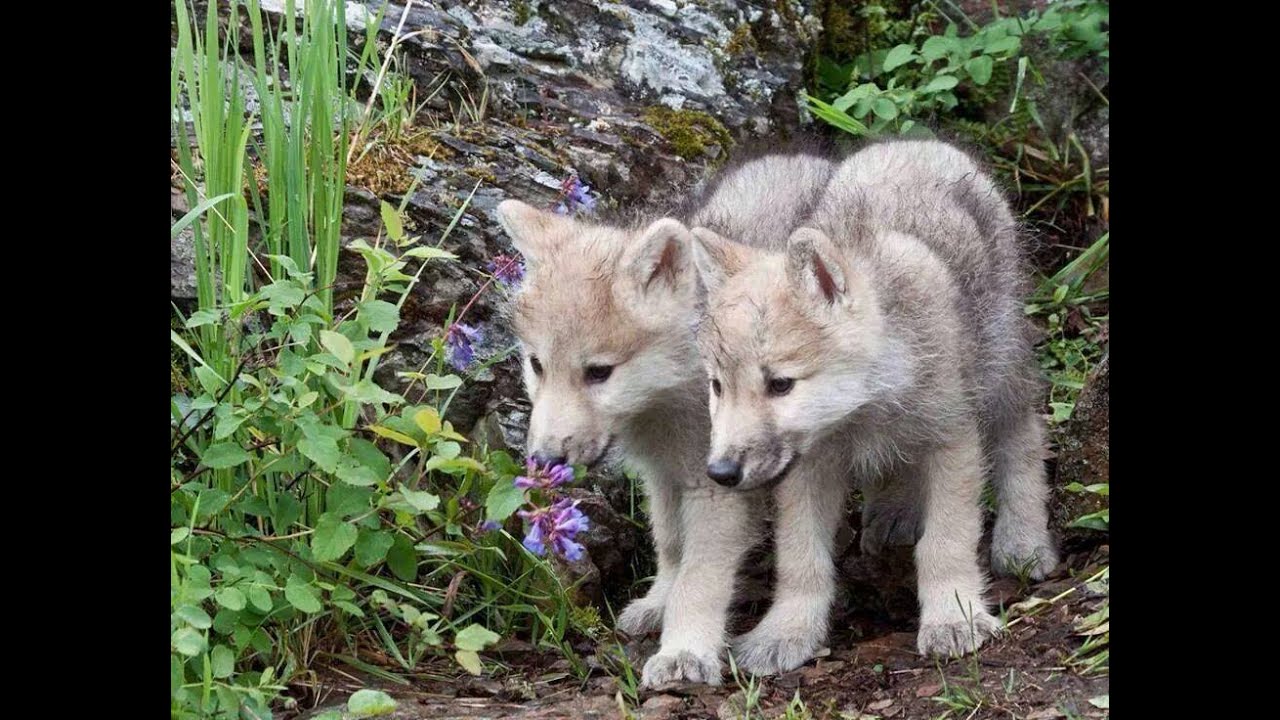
[[690, 227, 749, 295], [495, 199, 569, 266], [785, 228, 848, 306], [623, 217, 693, 295]]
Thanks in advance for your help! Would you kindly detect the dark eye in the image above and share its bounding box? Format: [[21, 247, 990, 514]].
[[585, 365, 614, 384], [767, 377, 794, 396], [711, 379, 722, 396], [529, 356, 543, 376]]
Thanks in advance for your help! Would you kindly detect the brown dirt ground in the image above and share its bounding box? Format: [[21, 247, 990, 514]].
[[288, 544, 1109, 720]]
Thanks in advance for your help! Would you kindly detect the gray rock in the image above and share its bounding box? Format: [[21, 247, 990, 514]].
[[1052, 352, 1109, 546]]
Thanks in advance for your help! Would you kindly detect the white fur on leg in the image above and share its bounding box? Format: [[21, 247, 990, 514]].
[[990, 412, 1059, 580], [641, 486, 755, 687], [733, 450, 848, 676], [915, 428, 1001, 657], [618, 476, 682, 636]]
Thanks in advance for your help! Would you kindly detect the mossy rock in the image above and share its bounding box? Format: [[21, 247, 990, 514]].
[[642, 106, 734, 162]]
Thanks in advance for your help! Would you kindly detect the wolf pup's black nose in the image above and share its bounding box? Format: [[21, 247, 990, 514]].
[[531, 451, 568, 468], [706, 459, 743, 487]]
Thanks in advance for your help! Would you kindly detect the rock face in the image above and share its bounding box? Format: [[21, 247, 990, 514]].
[[171, 0, 820, 587], [1052, 352, 1109, 546]]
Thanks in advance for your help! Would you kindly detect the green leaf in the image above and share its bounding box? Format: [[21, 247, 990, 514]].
[[349, 688, 398, 718], [985, 35, 1021, 54], [386, 534, 418, 582], [320, 330, 355, 366], [172, 627, 207, 657], [210, 645, 235, 679], [202, 442, 251, 469], [455, 650, 483, 675], [965, 55, 994, 85], [298, 436, 341, 473], [871, 97, 899, 120], [882, 43, 917, 71], [485, 479, 526, 522], [454, 623, 501, 652], [247, 586, 273, 613], [360, 300, 400, 333], [327, 483, 374, 519], [337, 457, 380, 486], [922, 75, 959, 92], [414, 407, 443, 435], [401, 488, 441, 513], [312, 513, 360, 562], [369, 424, 420, 447], [402, 246, 457, 261], [171, 527, 191, 545], [355, 529, 395, 567], [921, 35, 956, 62], [184, 309, 224, 328], [339, 380, 404, 405], [171, 192, 237, 239], [380, 201, 405, 243], [313, 713, 343, 720], [284, 576, 323, 614], [215, 587, 247, 611], [176, 604, 213, 629]]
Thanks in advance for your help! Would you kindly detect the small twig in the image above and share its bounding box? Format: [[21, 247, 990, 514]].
[[171, 356, 251, 455]]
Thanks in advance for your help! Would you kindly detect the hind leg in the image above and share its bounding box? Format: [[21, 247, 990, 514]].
[[860, 475, 922, 556], [989, 411, 1059, 580]]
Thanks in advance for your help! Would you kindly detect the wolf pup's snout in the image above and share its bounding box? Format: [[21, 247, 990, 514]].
[[706, 459, 743, 487], [530, 451, 568, 468]]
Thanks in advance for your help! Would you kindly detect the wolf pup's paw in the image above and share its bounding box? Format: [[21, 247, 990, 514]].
[[641, 649, 723, 687], [859, 500, 921, 556], [616, 596, 665, 637], [732, 623, 824, 676], [990, 532, 1059, 581], [917, 610, 1002, 657]]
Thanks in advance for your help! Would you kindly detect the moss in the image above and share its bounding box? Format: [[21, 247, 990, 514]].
[[643, 107, 734, 162], [512, 0, 531, 26], [723, 23, 757, 57], [463, 165, 497, 184]]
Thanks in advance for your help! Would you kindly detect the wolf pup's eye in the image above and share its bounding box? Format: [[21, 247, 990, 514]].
[[529, 356, 543, 376], [711, 379, 722, 396], [585, 365, 614, 384], [767, 377, 795, 396]]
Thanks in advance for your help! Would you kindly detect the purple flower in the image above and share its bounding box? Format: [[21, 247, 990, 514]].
[[444, 322, 483, 371], [553, 175, 598, 216], [519, 498, 590, 561], [487, 254, 525, 287], [476, 519, 501, 535], [514, 457, 575, 490]]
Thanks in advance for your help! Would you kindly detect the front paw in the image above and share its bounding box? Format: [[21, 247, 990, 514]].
[[990, 532, 1059, 581], [917, 610, 1002, 657], [732, 621, 825, 676], [860, 499, 920, 556], [641, 648, 723, 687], [617, 595, 665, 637]]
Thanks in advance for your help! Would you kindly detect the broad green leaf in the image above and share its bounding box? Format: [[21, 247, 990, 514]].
[[176, 604, 213, 629], [359, 300, 400, 333], [386, 534, 417, 582], [215, 587, 247, 611], [171, 527, 191, 545], [184, 309, 223, 328], [284, 576, 323, 614], [486, 481, 525, 524], [369, 424, 420, 447], [298, 436, 341, 472], [172, 627, 207, 657], [414, 407, 443, 435], [202, 442, 251, 469], [882, 43, 917, 71], [339, 380, 404, 405], [401, 489, 441, 513], [423, 373, 463, 390], [402, 246, 457, 260], [210, 645, 235, 679], [327, 483, 374, 519], [247, 586, 273, 613], [424, 456, 486, 475], [320, 330, 355, 366], [312, 513, 359, 562], [871, 98, 899, 120], [355, 529, 395, 567], [380, 201, 404, 243], [455, 650, 482, 675], [454, 623, 500, 652], [965, 55, 994, 85], [921, 35, 956, 62], [923, 75, 959, 92], [348, 688, 398, 718], [337, 457, 380, 486], [985, 35, 1021, 54]]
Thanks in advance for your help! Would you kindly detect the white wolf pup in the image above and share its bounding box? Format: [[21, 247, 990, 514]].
[[494, 151, 833, 686], [690, 139, 1059, 675]]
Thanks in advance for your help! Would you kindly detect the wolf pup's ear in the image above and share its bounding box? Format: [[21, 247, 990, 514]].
[[623, 218, 693, 296], [495, 200, 568, 266], [690, 227, 749, 295], [786, 228, 848, 307]]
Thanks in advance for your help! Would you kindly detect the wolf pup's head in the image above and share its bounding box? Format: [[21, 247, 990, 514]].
[[496, 199, 703, 468], [690, 226, 888, 490]]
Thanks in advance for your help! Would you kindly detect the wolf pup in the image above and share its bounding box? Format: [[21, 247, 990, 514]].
[[494, 152, 834, 686], [689, 139, 1059, 675]]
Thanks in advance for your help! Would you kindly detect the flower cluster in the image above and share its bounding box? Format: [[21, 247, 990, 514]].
[[487, 253, 525, 287], [512, 457, 589, 562], [444, 322, 483, 372], [554, 175, 598, 216], [514, 457, 574, 490]]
